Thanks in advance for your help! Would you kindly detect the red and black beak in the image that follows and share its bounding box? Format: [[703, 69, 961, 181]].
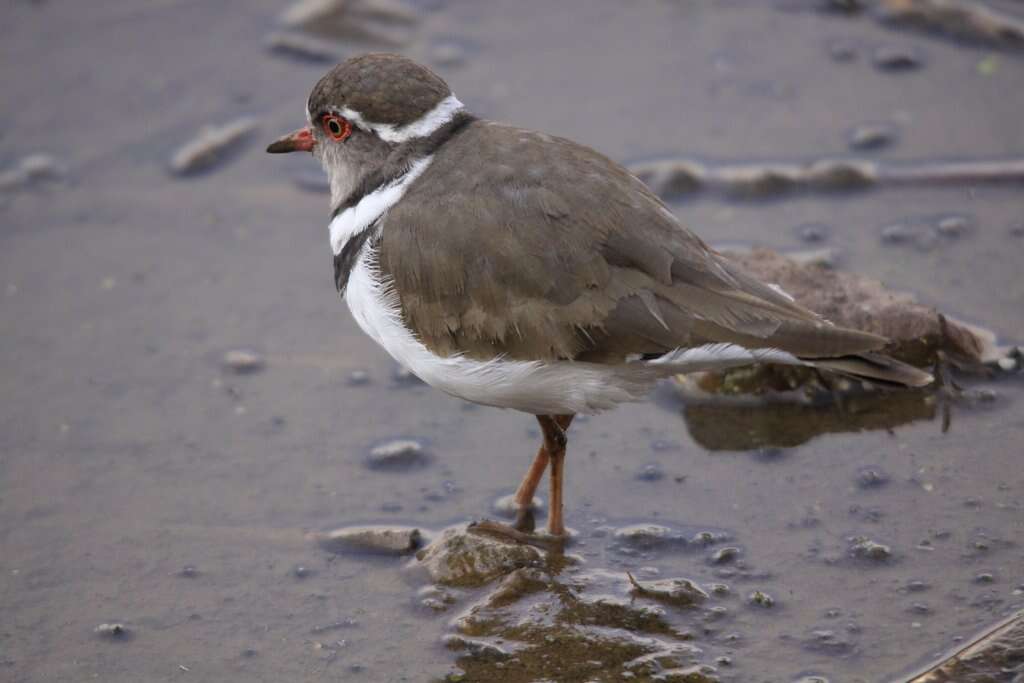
[[266, 126, 315, 154]]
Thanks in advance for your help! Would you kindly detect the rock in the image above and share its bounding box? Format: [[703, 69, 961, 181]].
[[847, 122, 898, 151], [367, 438, 427, 469], [635, 463, 664, 481], [95, 623, 130, 639], [627, 573, 709, 607], [873, 45, 925, 71], [0, 153, 66, 192], [908, 610, 1024, 682], [711, 546, 740, 565], [748, 590, 775, 608], [222, 348, 265, 374], [856, 467, 889, 489], [491, 493, 543, 518], [875, 0, 1024, 52], [796, 222, 829, 243], [279, 0, 418, 45], [410, 526, 542, 587], [169, 118, 257, 176], [292, 564, 315, 578], [311, 525, 422, 555], [935, 213, 970, 238], [881, 222, 915, 244], [612, 524, 689, 550], [265, 31, 343, 62], [848, 536, 892, 562]]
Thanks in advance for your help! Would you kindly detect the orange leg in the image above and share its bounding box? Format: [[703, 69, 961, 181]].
[[538, 415, 572, 536], [512, 415, 573, 533]]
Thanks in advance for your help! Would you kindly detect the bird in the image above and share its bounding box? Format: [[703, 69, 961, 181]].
[[267, 53, 932, 540]]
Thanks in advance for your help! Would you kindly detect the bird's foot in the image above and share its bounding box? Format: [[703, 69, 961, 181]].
[[468, 519, 566, 551], [512, 505, 536, 533]]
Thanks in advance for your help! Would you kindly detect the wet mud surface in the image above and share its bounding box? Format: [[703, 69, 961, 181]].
[[1, 1, 1023, 681]]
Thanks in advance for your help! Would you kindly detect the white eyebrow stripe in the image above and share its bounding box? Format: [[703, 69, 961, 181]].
[[317, 94, 465, 144]]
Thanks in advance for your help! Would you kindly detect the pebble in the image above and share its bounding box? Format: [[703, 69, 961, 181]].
[[847, 122, 898, 151], [880, 223, 915, 244], [169, 118, 257, 176], [95, 623, 129, 639], [178, 565, 199, 578], [906, 579, 930, 592], [748, 590, 775, 608], [292, 564, 315, 579], [0, 153, 66, 191], [635, 464, 664, 482], [873, 45, 925, 71], [612, 524, 688, 550], [796, 222, 829, 243], [974, 572, 995, 584], [492, 493, 544, 518], [367, 438, 427, 469], [347, 369, 370, 386], [626, 573, 708, 607], [222, 348, 265, 374], [265, 31, 343, 63], [908, 602, 931, 614], [310, 525, 422, 555], [935, 214, 970, 238], [848, 536, 892, 562], [412, 526, 541, 588], [711, 546, 740, 565], [856, 466, 889, 489]]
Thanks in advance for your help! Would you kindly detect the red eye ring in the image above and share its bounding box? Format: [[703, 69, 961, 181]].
[[321, 114, 352, 141]]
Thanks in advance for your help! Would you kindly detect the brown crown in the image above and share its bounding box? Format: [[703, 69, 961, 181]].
[[306, 53, 452, 128]]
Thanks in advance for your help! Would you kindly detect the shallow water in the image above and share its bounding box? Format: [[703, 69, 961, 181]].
[[1, 1, 1022, 681]]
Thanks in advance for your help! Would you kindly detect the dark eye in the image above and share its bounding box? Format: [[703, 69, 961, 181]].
[[322, 114, 351, 141]]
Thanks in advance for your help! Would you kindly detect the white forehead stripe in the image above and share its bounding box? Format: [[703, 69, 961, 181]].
[[329, 155, 433, 256], [334, 94, 464, 144]]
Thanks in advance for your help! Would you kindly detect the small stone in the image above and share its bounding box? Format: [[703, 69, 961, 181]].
[[748, 590, 775, 608], [626, 573, 708, 607], [0, 153, 66, 191], [906, 580, 930, 592], [711, 547, 740, 565], [347, 369, 370, 386], [612, 524, 688, 550], [311, 525, 422, 555], [367, 438, 427, 469], [222, 348, 265, 374], [974, 572, 995, 584], [178, 565, 199, 578], [635, 464, 664, 482], [873, 45, 925, 71], [936, 214, 970, 238], [95, 623, 129, 638], [292, 564, 314, 578], [827, 38, 859, 63], [848, 536, 892, 562], [856, 466, 889, 489], [847, 122, 898, 151], [169, 118, 257, 176], [881, 223, 915, 244], [908, 602, 931, 614], [796, 222, 829, 243], [411, 526, 541, 587]]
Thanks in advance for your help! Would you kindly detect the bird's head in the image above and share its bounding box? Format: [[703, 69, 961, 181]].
[[267, 53, 463, 211]]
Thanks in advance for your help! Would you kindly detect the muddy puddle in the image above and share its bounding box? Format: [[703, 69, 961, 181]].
[[1, 1, 1022, 681]]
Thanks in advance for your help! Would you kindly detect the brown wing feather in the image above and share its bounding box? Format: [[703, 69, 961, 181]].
[[380, 121, 884, 362]]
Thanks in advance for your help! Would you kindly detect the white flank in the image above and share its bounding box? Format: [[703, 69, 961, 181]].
[[329, 156, 433, 256], [344, 244, 807, 415], [338, 94, 464, 144]]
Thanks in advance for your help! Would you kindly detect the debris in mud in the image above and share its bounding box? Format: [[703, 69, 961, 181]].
[[710, 546, 741, 565], [856, 466, 890, 489], [278, 0, 418, 46], [872, 44, 926, 70], [612, 524, 690, 551], [635, 463, 665, 481], [366, 438, 427, 469], [847, 122, 899, 151], [627, 572, 709, 607], [748, 590, 776, 608], [874, 0, 1024, 52], [265, 31, 343, 63], [907, 610, 1024, 682], [409, 525, 542, 588], [94, 622, 130, 639], [222, 348, 265, 374], [629, 156, 1024, 200], [310, 525, 422, 555], [169, 118, 257, 176], [847, 536, 893, 562], [418, 585, 458, 612], [0, 153, 66, 192]]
